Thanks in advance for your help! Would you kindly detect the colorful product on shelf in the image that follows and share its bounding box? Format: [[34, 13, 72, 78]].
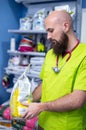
[[18, 38, 34, 52]]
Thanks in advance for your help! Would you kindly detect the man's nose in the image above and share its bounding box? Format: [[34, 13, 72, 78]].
[[47, 33, 52, 40]]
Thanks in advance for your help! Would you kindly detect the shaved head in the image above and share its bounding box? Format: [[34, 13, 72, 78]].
[[45, 10, 73, 31]]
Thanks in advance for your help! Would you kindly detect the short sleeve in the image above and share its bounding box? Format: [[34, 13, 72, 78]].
[[74, 56, 86, 91], [39, 49, 52, 80], [40, 61, 45, 80], [39, 53, 48, 80]]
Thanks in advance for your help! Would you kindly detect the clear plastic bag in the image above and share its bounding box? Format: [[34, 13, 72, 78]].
[[10, 64, 32, 118]]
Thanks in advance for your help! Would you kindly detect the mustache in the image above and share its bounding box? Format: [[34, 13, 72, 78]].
[[50, 39, 57, 45], [49, 39, 57, 44]]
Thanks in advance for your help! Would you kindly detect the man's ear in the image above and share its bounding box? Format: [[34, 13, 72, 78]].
[[63, 22, 69, 33]]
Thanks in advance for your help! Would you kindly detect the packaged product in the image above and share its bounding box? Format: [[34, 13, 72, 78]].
[[10, 64, 32, 118]]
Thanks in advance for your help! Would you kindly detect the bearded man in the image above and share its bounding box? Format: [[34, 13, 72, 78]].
[[22, 10, 86, 130]]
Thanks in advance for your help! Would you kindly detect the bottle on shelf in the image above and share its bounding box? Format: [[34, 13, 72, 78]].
[[10, 37, 16, 51]]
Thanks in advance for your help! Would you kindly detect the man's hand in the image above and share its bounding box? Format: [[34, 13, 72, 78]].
[[21, 84, 42, 120], [21, 102, 43, 120]]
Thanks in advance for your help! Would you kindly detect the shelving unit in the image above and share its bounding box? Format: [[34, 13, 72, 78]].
[[20, 0, 57, 4], [7, 50, 46, 56], [5, 66, 42, 78], [6, 50, 45, 78], [11, 0, 82, 39], [6, 0, 82, 79], [15, 0, 59, 6], [6, 0, 82, 85]]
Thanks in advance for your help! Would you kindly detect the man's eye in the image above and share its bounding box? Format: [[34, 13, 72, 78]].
[[49, 29, 54, 33], [47, 28, 54, 33], [50, 30, 53, 33]]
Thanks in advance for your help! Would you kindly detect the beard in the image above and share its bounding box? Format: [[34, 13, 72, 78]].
[[50, 32, 69, 56]]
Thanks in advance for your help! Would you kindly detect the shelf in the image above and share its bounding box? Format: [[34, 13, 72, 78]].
[[7, 50, 46, 56], [6, 51, 45, 78], [15, 0, 58, 4], [18, 0, 78, 6], [8, 29, 47, 34], [5, 67, 40, 78]]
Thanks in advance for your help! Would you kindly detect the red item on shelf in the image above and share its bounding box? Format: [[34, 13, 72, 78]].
[[18, 38, 34, 52], [18, 46, 34, 52], [21, 38, 33, 46]]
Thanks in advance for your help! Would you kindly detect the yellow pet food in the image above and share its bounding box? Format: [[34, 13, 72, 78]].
[[10, 65, 32, 118]]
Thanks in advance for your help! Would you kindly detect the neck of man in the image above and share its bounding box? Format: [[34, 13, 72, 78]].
[[66, 33, 79, 52]]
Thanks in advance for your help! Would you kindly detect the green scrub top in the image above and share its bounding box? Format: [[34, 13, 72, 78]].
[[38, 43, 86, 130]]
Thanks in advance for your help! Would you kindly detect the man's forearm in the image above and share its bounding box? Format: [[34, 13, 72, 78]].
[[32, 83, 42, 102], [41, 90, 86, 112]]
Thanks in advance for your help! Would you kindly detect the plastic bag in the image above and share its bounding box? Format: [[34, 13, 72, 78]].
[[10, 64, 32, 118]]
